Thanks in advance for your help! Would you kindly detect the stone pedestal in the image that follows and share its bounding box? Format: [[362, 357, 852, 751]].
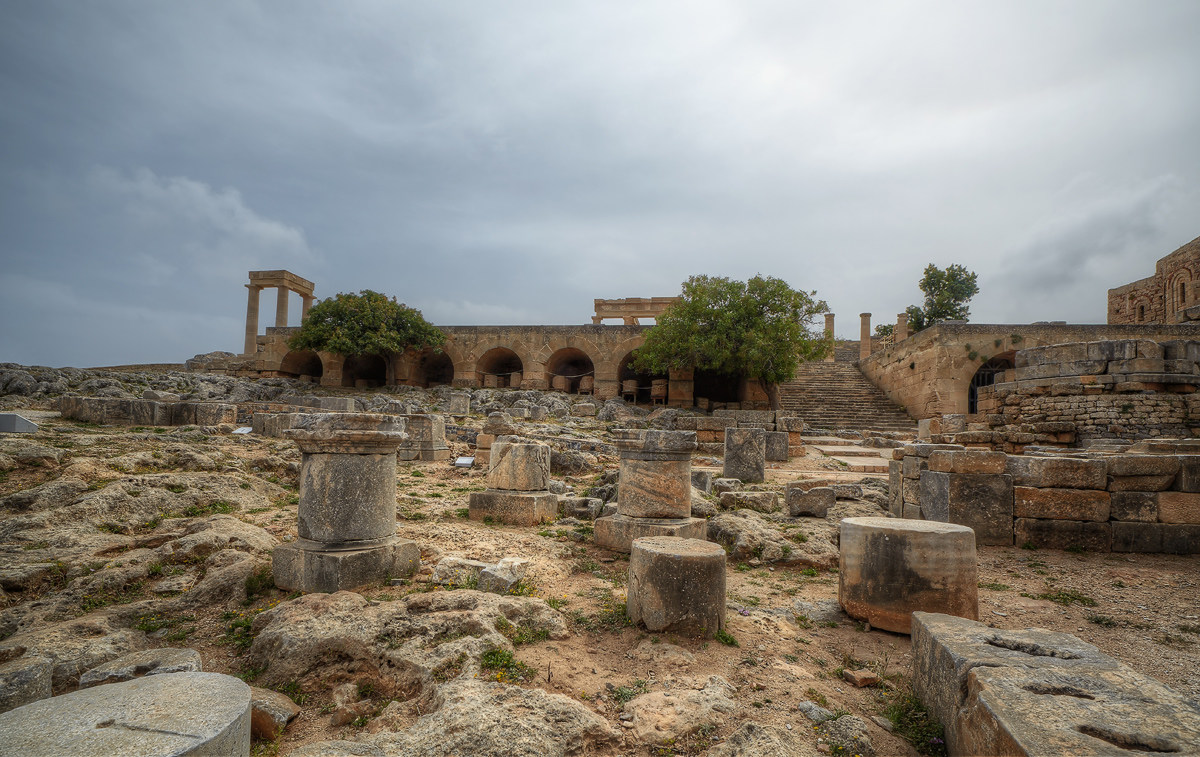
[[273, 413, 420, 593], [723, 427, 766, 483], [469, 439, 556, 525], [627, 536, 726, 637], [447, 392, 471, 417], [838, 517, 978, 634], [596, 430, 706, 553], [397, 414, 450, 461]]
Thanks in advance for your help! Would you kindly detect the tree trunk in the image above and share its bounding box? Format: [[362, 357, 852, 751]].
[[765, 382, 781, 411]]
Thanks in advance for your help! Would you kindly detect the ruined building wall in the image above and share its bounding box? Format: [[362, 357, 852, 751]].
[[1108, 236, 1200, 324]]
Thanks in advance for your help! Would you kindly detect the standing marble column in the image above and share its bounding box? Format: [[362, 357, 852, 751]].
[[272, 413, 419, 593], [301, 295, 315, 321], [859, 313, 872, 359], [275, 287, 290, 328], [244, 285, 262, 355]]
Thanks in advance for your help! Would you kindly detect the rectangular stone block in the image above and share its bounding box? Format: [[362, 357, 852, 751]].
[[919, 471, 1014, 546], [171, 403, 198, 426], [1108, 474, 1176, 492], [592, 514, 706, 553], [1156, 492, 1200, 524], [777, 417, 805, 432], [1112, 522, 1168, 553], [902, 455, 925, 480], [720, 490, 779, 513], [1110, 491, 1159, 522], [1013, 518, 1111, 551], [272, 539, 419, 593], [888, 461, 902, 515], [902, 503, 923, 520], [927, 450, 1007, 475], [694, 417, 737, 431], [1013, 487, 1110, 522], [1006, 456, 1107, 490], [468, 490, 557, 526], [129, 400, 156, 426], [723, 427, 765, 483], [1107, 455, 1180, 478], [1174, 456, 1200, 492], [902, 478, 920, 505], [785, 484, 832, 517], [764, 431, 789, 462]]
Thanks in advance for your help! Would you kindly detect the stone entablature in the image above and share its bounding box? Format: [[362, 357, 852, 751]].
[[592, 297, 679, 325], [859, 322, 1200, 419], [1108, 235, 1200, 325], [243, 270, 315, 356]]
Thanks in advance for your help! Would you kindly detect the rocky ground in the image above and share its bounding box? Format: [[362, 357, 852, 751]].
[[0, 365, 1197, 756]]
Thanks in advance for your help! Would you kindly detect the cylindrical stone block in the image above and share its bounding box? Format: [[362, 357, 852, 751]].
[[723, 427, 766, 483], [838, 517, 978, 634], [551, 375, 570, 392], [579, 375, 595, 394], [627, 537, 726, 637], [487, 440, 550, 491], [651, 379, 668, 399]]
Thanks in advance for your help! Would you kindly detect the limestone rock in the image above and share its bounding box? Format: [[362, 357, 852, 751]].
[[816, 714, 874, 757], [786, 486, 833, 517], [353, 679, 619, 757], [2, 617, 147, 689], [719, 490, 779, 513], [155, 514, 278, 563], [624, 676, 738, 744], [250, 686, 301, 739], [706, 721, 818, 757], [430, 557, 489, 588], [630, 639, 695, 665], [78, 647, 202, 688], [0, 652, 51, 714], [711, 478, 741, 496], [707, 510, 838, 569], [477, 557, 530, 595]]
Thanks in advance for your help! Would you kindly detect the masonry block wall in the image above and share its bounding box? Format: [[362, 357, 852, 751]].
[[889, 443, 1200, 554], [1107, 235, 1200, 325]]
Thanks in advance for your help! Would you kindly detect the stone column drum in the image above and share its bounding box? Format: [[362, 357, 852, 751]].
[[595, 430, 706, 552], [723, 427, 766, 483], [838, 517, 978, 634], [273, 413, 420, 593], [469, 438, 557, 525], [627, 536, 726, 637]]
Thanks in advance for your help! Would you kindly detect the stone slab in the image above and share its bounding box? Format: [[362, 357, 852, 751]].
[[1156, 492, 1200, 524], [719, 490, 779, 513], [786, 485, 833, 518], [1012, 487, 1110, 522], [723, 427, 765, 483], [927, 450, 1007, 475], [593, 514, 707, 554], [0, 672, 251, 756], [468, 490, 557, 526], [1006, 456, 1107, 490], [79, 648, 202, 689], [1112, 522, 1200, 554], [1109, 491, 1159, 522], [764, 431, 789, 462], [831, 456, 888, 473], [272, 539, 420, 593]]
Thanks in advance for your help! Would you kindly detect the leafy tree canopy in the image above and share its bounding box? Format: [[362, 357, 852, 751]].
[[882, 264, 979, 335], [631, 275, 829, 386], [287, 290, 445, 356]]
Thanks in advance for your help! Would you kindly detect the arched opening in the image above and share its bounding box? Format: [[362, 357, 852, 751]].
[[419, 351, 454, 387], [278, 350, 323, 382], [1137, 304, 1146, 322], [342, 354, 387, 388], [968, 353, 1015, 413], [476, 347, 524, 389], [617, 350, 667, 403], [546, 348, 595, 394], [1180, 282, 1188, 311], [693, 369, 741, 405]]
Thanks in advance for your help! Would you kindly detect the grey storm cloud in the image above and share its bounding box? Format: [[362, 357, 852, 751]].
[[1, 0, 1199, 367]]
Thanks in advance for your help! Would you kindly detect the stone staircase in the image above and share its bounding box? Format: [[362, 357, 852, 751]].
[[779, 356, 916, 433]]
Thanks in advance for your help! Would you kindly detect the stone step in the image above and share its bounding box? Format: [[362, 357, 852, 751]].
[[810, 445, 889, 458], [829, 456, 890, 473]]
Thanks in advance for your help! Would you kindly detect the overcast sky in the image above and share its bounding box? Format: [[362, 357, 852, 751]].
[[2, 1, 1198, 367]]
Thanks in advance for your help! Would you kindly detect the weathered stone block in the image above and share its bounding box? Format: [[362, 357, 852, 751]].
[[902, 455, 925, 479], [1012, 487, 1110, 522], [593, 514, 707, 553], [711, 478, 740, 496], [447, 392, 471, 416], [719, 491, 779, 513], [927, 450, 1007, 475], [958, 664, 1200, 757], [1013, 518, 1111, 552], [919, 471, 1014, 546], [911, 611, 1120, 756], [722, 428, 765, 483], [273, 539, 420, 593], [1110, 491, 1158, 522], [560, 496, 604, 520], [1107, 455, 1181, 478], [902, 503, 923, 520], [838, 518, 977, 634], [902, 477, 920, 505], [764, 431, 789, 462], [786, 485, 833, 518], [1174, 455, 1200, 492], [79, 648, 202, 689], [777, 416, 805, 432], [1156, 492, 1200, 524], [487, 441, 551, 492], [1006, 456, 1107, 490], [617, 458, 692, 519], [888, 461, 902, 515], [627, 537, 725, 637], [690, 470, 713, 494], [250, 686, 300, 740], [0, 672, 251, 756], [1108, 474, 1176, 492], [468, 490, 557, 526]]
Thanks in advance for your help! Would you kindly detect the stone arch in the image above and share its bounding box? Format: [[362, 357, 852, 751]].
[[476, 347, 525, 388], [278, 350, 323, 381], [545, 347, 596, 393], [968, 352, 1015, 413], [342, 354, 387, 388], [417, 350, 455, 387], [1167, 268, 1193, 316], [596, 335, 647, 381]]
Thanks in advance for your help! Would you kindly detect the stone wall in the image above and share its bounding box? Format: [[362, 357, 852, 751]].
[[1107, 235, 1200, 324], [860, 323, 1200, 419], [889, 442, 1200, 554]]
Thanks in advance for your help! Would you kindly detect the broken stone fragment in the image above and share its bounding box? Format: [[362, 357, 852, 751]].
[[78, 647, 203, 689], [250, 685, 301, 739], [476, 557, 531, 594]]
